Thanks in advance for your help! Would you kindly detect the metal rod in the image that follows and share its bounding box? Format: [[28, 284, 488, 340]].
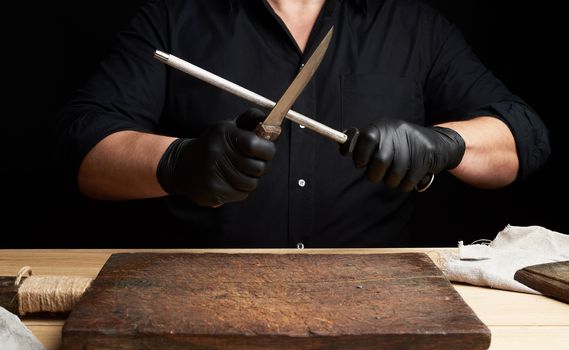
[[154, 50, 348, 144]]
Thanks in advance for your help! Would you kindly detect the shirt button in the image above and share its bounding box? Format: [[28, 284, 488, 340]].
[[299, 124, 306, 129], [297, 243, 305, 249], [298, 179, 306, 187]]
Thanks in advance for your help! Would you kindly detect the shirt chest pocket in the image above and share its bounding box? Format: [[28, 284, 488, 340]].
[[340, 73, 424, 129]]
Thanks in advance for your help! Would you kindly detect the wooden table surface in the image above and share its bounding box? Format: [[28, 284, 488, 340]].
[[1, 248, 568, 350]]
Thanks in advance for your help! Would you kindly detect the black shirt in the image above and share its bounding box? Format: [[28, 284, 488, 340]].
[[57, 0, 550, 248]]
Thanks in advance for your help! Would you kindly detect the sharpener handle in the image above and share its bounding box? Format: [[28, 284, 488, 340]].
[[339, 127, 435, 192], [339, 127, 360, 156]]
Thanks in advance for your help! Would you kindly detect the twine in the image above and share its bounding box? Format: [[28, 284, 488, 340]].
[[15, 266, 92, 315]]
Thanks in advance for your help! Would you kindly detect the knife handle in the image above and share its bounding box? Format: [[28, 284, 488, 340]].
[[254, 123, 282, 141]]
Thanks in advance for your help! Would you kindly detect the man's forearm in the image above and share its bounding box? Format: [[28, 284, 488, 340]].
[[78, 131, 176, 200], [438, 116, 519, 188]]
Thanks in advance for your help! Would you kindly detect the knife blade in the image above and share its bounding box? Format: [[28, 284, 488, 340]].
[[254, 27, 334, 141]]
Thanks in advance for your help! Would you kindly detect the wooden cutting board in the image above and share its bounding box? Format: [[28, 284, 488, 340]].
[[62, 253, 490, 349], [514, 261, 569, 303]]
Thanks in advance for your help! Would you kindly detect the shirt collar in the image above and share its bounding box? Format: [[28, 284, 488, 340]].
[[224, 0, 368, 13]]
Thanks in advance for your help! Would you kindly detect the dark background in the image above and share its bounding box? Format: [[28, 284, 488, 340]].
[[4, 0, 567, 247]]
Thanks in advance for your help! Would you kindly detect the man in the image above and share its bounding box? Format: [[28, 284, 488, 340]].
[[56, 0, 550, 247]]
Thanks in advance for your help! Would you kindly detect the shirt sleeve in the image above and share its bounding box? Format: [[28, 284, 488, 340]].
[[422, 10, 551, 181], [54, 0, 170, 186]]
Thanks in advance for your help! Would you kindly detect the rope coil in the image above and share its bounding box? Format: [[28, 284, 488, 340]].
[[15, 266, 92, 315]]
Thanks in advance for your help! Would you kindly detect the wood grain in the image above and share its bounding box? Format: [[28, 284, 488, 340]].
[[488, 326, 569, 350], [453, 284, 569, 326], [62, 253, 490, 350], [514, 261, 569, 304], [26, 321, 64, 350]]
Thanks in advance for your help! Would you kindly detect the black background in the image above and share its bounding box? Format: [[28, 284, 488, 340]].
[[4, 0, 567, 247]]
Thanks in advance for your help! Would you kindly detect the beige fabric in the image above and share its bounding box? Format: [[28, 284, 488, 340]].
[[439, 225, 569, 294]]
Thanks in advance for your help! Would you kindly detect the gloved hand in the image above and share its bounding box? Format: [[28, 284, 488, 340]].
[[349, 119, 465, 192], [156, 108, 276, 206]]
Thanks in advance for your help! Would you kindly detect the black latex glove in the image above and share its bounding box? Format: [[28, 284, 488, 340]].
[[350, 119, 465, 192], [157, 108, 276, 206]]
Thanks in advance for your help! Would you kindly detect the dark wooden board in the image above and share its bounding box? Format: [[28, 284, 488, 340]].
[[514, 261, 569, 304], [0, 276, 19, 314], [62, 253, 490, 349]]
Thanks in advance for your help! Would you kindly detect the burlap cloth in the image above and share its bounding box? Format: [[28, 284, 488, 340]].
[[438, 225, 569, 294]]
